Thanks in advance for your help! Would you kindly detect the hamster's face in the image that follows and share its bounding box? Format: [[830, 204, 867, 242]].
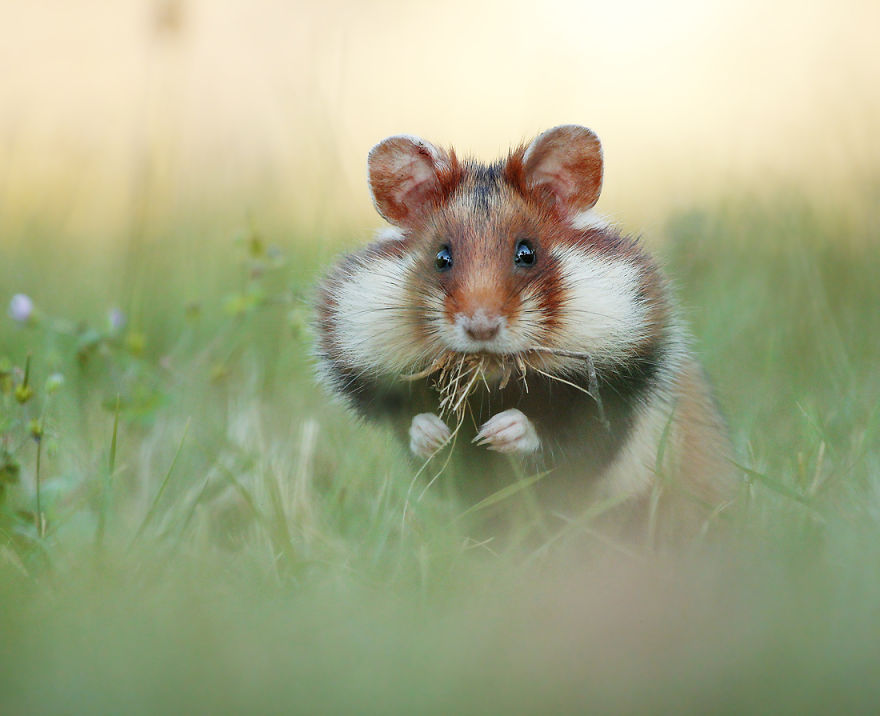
[[349, 126, 663, 376], [405, 179, 564, 357]]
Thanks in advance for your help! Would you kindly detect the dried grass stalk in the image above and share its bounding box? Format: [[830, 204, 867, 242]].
[[403, 348, 607, 427]]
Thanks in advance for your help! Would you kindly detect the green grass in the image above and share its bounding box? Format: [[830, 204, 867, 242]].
[[1, 190, 879, 714]]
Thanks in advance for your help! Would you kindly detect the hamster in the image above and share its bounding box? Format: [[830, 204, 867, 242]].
[[314, 125, 736, 541]]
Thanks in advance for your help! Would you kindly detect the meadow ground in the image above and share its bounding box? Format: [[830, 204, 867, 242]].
[[1, 185, 879, 714]]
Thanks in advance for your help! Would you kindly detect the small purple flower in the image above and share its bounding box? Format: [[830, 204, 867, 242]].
[[108, 307, 127, 332], [8, 294, 34, 323]]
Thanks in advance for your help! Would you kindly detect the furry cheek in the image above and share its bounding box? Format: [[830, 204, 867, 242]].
[[549, 246, 650, 363], [330, 253, 428, 373]]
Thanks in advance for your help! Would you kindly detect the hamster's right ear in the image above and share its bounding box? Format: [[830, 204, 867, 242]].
[[367, 135, 457, 228]]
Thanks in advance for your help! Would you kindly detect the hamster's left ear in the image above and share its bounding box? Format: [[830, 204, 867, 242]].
[[520, 125, 604, 217]]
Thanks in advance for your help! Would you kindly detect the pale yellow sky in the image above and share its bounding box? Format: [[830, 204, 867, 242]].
[[1, 0, 878, 240]]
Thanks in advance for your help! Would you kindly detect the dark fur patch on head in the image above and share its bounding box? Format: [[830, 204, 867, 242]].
[[460, 160, 506, 213]]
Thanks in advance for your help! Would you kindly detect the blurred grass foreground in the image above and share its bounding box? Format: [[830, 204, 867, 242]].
[[3, 1, 880, 714], [5, 191, 880, 715]]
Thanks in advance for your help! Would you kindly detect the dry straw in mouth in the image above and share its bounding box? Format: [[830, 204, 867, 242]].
[[402, 348, 608, 427]]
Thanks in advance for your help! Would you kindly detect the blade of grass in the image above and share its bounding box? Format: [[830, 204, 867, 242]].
[[647, 402, 678, 549], [95, 395, 120, 550], [128, 417, 191, 549], [162, 472, 214, 561], [263, 462, 301, 575], [34, 428, 44, 538], [731, 459, 826, 520], [454, 469, 552, 520], [522, 493, 635, 566]]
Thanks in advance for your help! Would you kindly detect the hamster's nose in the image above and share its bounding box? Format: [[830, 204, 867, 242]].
[[461, 312, 503, 341]]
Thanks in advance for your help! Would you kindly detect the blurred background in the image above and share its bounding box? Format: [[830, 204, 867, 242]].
[[2, 2, 880, 713], [2, 0, 879, 245]]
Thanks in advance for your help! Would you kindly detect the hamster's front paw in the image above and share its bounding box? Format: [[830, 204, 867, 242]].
[[409, 413, 452, 458], [473, 409, 540, 454]]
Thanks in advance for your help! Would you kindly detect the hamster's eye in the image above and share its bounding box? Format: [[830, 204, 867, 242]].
[[435, 246, 453, 272], [514, 240, 536, 267]]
